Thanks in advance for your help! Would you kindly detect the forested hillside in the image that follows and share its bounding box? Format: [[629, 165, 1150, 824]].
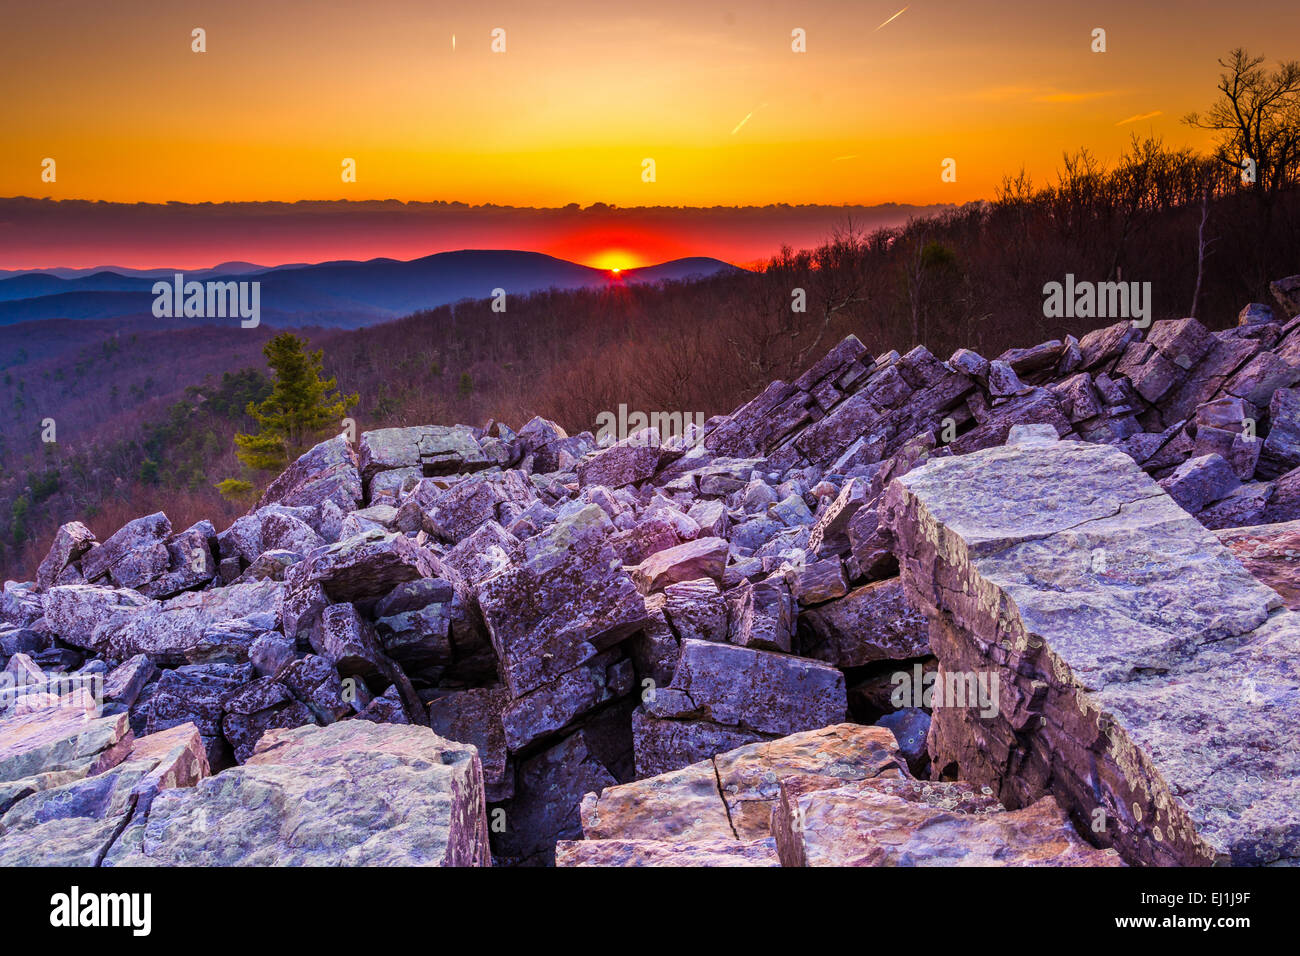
[[4, 131, 1298, 579]]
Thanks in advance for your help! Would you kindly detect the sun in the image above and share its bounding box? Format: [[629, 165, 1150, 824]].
[[590, 249, 639, 273]]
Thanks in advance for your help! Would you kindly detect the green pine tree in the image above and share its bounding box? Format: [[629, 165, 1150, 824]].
[[219, 333, 357, 499]]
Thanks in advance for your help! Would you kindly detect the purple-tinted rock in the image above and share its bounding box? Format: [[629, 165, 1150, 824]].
[[798, 577, 929, 667], [478, 505, 649, 697], [104, 580, 285, 666], [807, 477, 867, 556], [578, 429, 676, 489], [950, 389, 1069, 455], [1197, 481, 1275, 530], [661, 577, 728, 643], [1077, 321, 1141, 370], [221, 677, 317, 763], [1051, 373, 1103, 423], [785, 557, 849, 605], [877, 707, 931, 777], [439, 520, 520, 585], [1158, 453, 1241, 514], [428, 687, 514, 802], [309, 603, 384, 679], [80, 512, 171, 591], [1262, 465, 1300, 523], [41, 585, 149, 652], [286, 529, 439, 603], [1193, 424, 1261, 481], [35, 522, 96, 591], [1261, 388, 1300, 479], [259, 510, 325, 557], [725, 575, 795, 652], [1225, 350, 1300, 407], [704, 380, 808, 459], [630, 708, 770, 777], [354, 685, 411, 724], [501, 650, 634, 751], [258, 433, 363, 513], [630, 536, 728, 593], [647, 639, 846, 737], [493, 729, 619, 866], [103, 654, 157, 709]]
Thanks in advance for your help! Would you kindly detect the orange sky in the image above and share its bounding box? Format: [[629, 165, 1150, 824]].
[[2, 1, 1298, 265]]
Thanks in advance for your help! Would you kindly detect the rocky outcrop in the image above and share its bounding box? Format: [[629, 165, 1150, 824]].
[[883, 430, 1300, 866], [11, 287, 1300, 866]]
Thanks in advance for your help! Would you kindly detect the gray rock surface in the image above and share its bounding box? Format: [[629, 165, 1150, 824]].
[[884, 433, 1300, 865], [108, 721, 490, 866]]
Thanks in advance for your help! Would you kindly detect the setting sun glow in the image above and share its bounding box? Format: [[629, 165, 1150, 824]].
[[590, 250, 639, 272]]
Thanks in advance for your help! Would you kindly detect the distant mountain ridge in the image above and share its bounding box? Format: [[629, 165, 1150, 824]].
[[0, 251, 743, 328]]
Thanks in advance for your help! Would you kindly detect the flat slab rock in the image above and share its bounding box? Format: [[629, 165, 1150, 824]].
[[630, 709, 771, 778], [107, 721, 491, 866], [0, 705, 132, 795], [773, 775, 1122, 867], [286, 530, 439, 603], [576, 723, 905, 847], [0, 722, 208, 866], [883, 434, 1300, 865]]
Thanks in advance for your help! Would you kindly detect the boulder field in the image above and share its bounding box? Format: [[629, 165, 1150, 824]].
[[4, 282, 1300, 866]]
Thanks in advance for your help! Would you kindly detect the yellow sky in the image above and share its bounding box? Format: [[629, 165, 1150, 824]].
[[3, 0, 1297, 205]]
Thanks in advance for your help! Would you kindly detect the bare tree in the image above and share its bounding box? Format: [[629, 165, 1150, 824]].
[[1185, 49, 1300, 209]]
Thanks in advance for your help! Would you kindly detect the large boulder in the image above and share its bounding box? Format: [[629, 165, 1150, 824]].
[[42, 585, 150, 652], [0, 721, 208, 866], [629, 537, 728, 593], [577, 724, 904, 847], [358, 425, 491, 483], [477, 505, 648, 697], [884, 431, 1300, 865], [643, 639, 846, 738], [798, 578, 929, 666], [428, 687, 513, 802], [107, 721, 491, 866], [0, 706, 132, 804], [104, 580, 285, 665], [772, 776, 1122, 867], [258, 433, 363, 513], [577, 428, 677, 489], [80, 513, 171, 591], [286, 530, 439, 603], [35, 522, 96, 590]]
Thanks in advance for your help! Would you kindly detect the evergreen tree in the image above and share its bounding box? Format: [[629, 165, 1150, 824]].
[[219, 334, 356, 499]]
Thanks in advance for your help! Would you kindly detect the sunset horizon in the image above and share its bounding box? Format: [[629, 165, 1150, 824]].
[[2, 0, 1300, 891], [7, 1, 1298, 271], [0, 195, 952, 271]]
